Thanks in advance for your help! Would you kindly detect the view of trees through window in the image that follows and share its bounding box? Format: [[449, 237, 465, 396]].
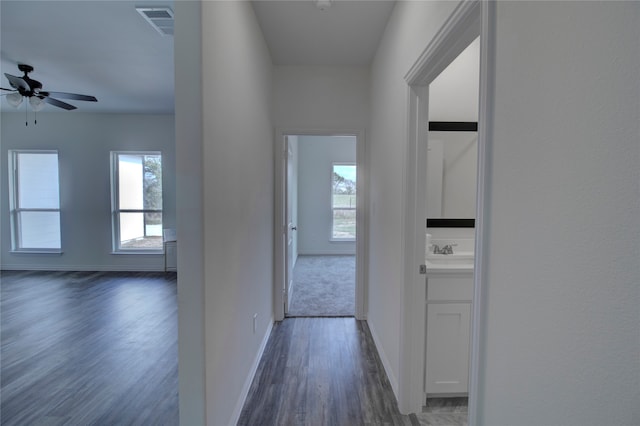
[[332, 164, 356, 240], [115, 153, 163, 250]]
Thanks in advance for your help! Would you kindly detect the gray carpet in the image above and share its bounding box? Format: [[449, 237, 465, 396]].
[[287, 255, 355, 317]]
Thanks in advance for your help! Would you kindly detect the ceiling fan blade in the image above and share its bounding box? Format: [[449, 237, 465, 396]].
[[1, 87, 17, 91], [42, 96, 77, 110], [4, 73, 29, 91], [39, 91, 97, 102]]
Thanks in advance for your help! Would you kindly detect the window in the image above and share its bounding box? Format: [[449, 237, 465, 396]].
[[8, 150, 61, 251], [331, 164, 356, 240], [111, 152, 163, 252]]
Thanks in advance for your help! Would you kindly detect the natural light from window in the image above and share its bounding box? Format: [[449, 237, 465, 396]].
[[332, 164, 356, 240], [112, 152, 163, 251], [9, 151, 61, 251]]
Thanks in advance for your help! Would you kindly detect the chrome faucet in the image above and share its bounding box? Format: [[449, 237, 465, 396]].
[[433, 243, 456, 255]]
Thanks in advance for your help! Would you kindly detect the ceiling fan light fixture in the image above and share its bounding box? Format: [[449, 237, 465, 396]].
[[29, 96, 45, 112], [6, 92, 23, 108], [4, 64, 97, 112]]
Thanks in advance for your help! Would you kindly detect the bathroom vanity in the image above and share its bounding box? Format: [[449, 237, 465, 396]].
[[424, 240, 474, 396]]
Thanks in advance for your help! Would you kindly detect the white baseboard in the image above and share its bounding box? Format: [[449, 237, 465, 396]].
[[228, 317, 274, 426], [367, 320, 399, 400], [0, 264, 167, 272]]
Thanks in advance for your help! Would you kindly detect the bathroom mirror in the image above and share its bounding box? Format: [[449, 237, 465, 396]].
[[426, 126, 477, 227]]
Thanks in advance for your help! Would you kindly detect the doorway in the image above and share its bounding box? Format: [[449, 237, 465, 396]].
[[286, 136, 357, 316], [274, 130, 366, 321], [422, 37, 479, 419], [400, 0, 495, 421]]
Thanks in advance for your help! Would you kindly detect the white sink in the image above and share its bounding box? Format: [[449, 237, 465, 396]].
[[425, 239, 475, 270], [426, 251, 474, 268]]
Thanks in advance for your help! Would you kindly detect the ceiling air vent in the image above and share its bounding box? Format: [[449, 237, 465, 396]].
[[136, 7, 174, 36]]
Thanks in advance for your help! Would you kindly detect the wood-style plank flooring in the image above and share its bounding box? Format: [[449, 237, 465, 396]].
[[0, 270, 178, 425], [238, 317, 420, 426], [418, 398, 468, 426], [2, 271, 466, 426]]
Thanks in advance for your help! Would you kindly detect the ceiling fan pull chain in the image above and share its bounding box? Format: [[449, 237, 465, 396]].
[[25, 100, 28, 126]]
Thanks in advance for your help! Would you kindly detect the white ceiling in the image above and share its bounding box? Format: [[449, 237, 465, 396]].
[[0, 0, 175, 114], [252, 0, 395, 66], [1, 0, 394, 114]]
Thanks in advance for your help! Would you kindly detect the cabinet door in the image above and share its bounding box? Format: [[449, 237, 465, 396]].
[[425, 303, 471, 394]]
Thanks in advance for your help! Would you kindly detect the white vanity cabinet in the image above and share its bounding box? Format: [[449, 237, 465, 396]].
[[425, 272, 473, 395]]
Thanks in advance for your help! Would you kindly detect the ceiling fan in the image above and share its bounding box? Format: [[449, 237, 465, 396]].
[[1, 63, 97, 111]]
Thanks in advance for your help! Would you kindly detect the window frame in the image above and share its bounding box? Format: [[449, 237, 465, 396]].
[[330, 162, 357, 242], [8, 149, 62, 253], [110, 151, 163, 254]]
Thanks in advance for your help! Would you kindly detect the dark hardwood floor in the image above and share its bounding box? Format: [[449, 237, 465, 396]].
[[2, 271, 427, 425], [238, 317, 420, 426], [0, 270, 178, 425]]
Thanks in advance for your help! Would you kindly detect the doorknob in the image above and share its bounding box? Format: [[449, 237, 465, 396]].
[[291, 226, 297, 231]]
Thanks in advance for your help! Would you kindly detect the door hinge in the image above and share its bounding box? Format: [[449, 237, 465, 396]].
[[419, 264, 427, 275]]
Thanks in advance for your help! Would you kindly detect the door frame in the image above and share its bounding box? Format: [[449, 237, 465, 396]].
[[400, 0, 495, 422], [274, 128, 368, 321]]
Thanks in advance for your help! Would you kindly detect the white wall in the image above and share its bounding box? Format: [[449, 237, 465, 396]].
[[368, 0, 458, 396], [273, 64, 369, 320], [0, 112, 175, 271], [371, 1, 639, 424], [428, 37, 479, 122], [431, 131, 477, 218], [188, 2, 274, 425], [174, 0, 205, 424], [273, 65, 369, 130], [478, 2, 639, 425], [297, 135, 356, 255]]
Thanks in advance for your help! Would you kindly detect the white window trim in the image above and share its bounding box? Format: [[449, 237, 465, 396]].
[[330, 162, 356, 242], [110, 151, 163, 254], [8, 150, 62, 253]]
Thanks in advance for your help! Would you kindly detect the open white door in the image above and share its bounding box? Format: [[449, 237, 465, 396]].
[[284, 138, 296, 314]]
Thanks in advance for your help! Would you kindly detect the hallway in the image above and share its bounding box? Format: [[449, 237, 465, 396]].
[[238, 317, 419, 425]]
